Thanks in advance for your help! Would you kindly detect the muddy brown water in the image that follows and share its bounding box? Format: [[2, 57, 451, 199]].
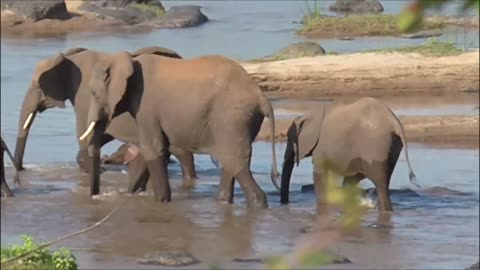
[[1, 141, 478, 269]]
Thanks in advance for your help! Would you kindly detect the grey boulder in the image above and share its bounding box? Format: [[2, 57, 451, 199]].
[[329, 0, 384, 14], [154, 5, 208, 28], [84, 0, 164, 9], [1, 0, 69, 21], [269, 42, 326, 60], [401, 29, 443, 39]]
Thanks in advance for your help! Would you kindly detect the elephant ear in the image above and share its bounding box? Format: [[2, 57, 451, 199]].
[[131, 46, 182, 59], [33, 53, 67, 108], [94, 51, 134, 119], [294, 111, 323, 165]]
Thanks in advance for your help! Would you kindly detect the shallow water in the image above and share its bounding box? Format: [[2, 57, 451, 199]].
[[1, 142, 479, 269], [1, 1, 479, 162]]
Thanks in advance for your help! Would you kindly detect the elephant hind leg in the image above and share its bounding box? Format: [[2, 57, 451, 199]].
[[365, 162, 392, 212], [386, 133, 403, 188], [234, 167, 267, 209], [215, 148, 267, 209]]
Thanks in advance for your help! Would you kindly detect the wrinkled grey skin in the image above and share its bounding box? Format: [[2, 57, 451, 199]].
[[280, 97, 419, 212], [1, 136, 19, 197], [82, 52, 279, 208], [13, 46, 198, 196]]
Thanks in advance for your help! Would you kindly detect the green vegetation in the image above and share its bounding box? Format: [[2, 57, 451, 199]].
[[367, 39, 464, 57], [130, 3, 165, 17], [1, 235, 77, 270], [264, 166, 365, 269], [301, 13, 445, 36]]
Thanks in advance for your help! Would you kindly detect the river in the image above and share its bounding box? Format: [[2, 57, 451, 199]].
[[1, 1, 479, 269]]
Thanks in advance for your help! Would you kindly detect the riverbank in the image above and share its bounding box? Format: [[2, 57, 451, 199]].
[[0, 0, 208, 39], [299, 13, 479, 39], [241, 50, 480, 97]]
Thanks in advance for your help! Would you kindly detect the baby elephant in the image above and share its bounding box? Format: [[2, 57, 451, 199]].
[[1, 136, 19, 197], [280, 97, 419, 212]]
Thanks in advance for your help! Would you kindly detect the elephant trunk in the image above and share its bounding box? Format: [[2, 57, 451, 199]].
[[14, 88, 42, 170], [280, 134, 296, 204], [80, 97, 105, 196]]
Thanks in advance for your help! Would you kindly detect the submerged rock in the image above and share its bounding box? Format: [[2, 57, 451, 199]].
[[153, 5, 208, 28], [466, 261, 479, 270], [269, 42, 326, 60], [401, 29, 443, 39], [79, 0, 165, 25], [84, 0, 164, 9], [138, 251, 199, 267], [1, 0, 70, 21], [329, 0, 384, 14]]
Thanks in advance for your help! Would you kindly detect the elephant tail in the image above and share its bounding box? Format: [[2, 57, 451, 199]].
[[387, 106, 420, 189], [258, 92, 280, 191]]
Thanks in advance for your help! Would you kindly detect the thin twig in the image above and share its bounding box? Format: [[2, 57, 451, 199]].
[[1, 192, 136, 267]]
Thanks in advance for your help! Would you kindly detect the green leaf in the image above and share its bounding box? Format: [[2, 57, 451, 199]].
[[299, 251, 335, 267], [398, 9, 423, 32], [264, 256, 289, 270]]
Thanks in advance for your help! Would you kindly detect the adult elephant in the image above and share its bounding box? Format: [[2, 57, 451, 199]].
[[13, 46, 198, 195], [79, 52, 280, 208], [1, 136, 19, 197], [280, 97, 419, 212]]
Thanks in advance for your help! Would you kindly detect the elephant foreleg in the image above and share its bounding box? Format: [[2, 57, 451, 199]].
[[146, 155, 171, 202], [313, 170, 328, 214], [217, 170, 234, 203], [127, 153, 149, 193]]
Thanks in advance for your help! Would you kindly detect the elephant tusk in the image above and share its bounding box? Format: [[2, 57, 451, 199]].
[[79, 122, 96, 141], [23, 113, 34, 130]]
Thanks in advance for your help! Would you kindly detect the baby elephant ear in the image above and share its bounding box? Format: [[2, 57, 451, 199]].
[[107, 51, 134, 118]]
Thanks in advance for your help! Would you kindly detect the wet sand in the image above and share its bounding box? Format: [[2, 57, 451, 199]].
[[1, 141, 478, 269]]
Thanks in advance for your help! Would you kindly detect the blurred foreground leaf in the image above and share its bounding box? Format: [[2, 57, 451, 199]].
[[399, 0, 480, 32]]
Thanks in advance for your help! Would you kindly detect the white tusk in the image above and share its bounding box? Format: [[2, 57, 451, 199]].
[[79, 122, 96, 141], [23, 113, 34, 130]]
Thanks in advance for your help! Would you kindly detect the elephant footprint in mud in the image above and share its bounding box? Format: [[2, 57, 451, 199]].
[[280, 97, 420, 212], [14, 46, 200, 195], [79, 52, 279, 208]]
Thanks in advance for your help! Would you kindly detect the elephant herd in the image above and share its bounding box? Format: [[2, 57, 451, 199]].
[[1, 45, 419, 212]]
